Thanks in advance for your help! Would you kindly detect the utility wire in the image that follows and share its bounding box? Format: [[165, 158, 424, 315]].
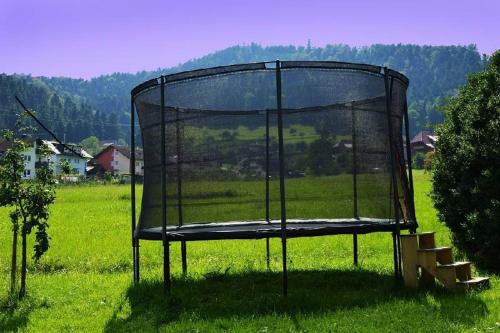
[[14, 96, 86, 159], [0, 107, 139, 127]]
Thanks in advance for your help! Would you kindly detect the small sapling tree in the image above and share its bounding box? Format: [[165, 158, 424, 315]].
[[59, 158, 72, 182], [0, 130, 26, 294], [0, 127, 56, 298]]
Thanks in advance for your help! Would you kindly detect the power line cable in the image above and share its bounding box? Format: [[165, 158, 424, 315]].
[[15, 96, 86, 158], [0, 107, 139, 127]]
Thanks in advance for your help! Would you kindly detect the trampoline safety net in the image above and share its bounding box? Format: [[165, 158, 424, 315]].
[[132, 61, 415, 240]]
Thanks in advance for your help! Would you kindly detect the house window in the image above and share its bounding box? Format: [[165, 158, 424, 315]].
[[23, 169, 31, 177]]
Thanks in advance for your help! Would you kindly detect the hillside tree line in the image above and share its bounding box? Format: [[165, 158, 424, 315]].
[[0, 44, 489, 144]]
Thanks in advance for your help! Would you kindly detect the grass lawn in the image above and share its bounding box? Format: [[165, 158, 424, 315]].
[[0, 171, 498, 332], [184, 124, 321, 145]]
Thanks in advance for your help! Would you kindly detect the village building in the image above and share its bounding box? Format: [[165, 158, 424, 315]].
[[91, 144, 144, 176], [410, 131, 437, 156], [0, 137, 92, 179]]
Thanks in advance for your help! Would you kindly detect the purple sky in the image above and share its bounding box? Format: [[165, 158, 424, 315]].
[[1, 0, 498, 79]]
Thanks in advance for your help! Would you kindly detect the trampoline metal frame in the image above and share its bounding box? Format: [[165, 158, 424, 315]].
[[130, 60, 417, 295]]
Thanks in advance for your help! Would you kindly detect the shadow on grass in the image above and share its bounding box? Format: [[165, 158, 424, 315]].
[[105, 269, 488, 332], [0, 295, 34, 332]]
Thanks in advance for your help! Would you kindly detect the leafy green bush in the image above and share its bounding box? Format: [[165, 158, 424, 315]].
[[424, 151, 434, 172], [432, 51, 500, 272], [412, 152, 425, 169]]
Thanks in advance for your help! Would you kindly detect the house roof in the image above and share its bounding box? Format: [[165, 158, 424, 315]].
[[0, 137, 91, 159], [411, 131, 438, 145], [39, 140, 93, 159], [115, 145, 144, 160], [93, 144, 144, 161], [0, 136, 35, 152]]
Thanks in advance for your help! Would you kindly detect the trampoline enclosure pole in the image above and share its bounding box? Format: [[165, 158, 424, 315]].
[[384, 69, 401, 278], [130, 96, 138, 283], [265, 109, 270, 269], [176, 108, 187, 274], [403, 98, 417, 232], [351, 102, 358, 219], [160, 76, 171, 291], [351, 102, 359, 266], [276, 60, 288, 297]]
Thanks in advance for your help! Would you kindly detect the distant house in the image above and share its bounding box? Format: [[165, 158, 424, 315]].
[[410, 131, 437, 155], [332, 140, 352, 155], [0, 137, 92, 179], [42, 140, 93, 177], [91, 144, 144, 176]]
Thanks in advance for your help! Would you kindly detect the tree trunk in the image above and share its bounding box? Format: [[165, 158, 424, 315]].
[[10, 223, 18, 294], [19, 226, 27, 299]]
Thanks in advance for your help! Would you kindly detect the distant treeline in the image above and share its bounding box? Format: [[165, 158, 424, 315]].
[[0, 75, 123, 142], [0, 44, 488, 143]]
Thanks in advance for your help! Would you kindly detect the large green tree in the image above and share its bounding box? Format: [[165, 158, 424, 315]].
[[432, 51, 500, 272], [79, 136, 102, 156]]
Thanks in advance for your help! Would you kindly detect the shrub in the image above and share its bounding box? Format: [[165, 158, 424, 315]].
[[412, 152, 425, 169], [424, 151, 434, 172], [432, 51, 500, 272]]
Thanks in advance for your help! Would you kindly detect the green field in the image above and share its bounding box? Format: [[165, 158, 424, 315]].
[[184, 124, 322, 144], [157, 173, 391, 225], [0, 171, 498, 332]]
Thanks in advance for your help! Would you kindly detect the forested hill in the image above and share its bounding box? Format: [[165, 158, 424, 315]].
[[0, 75, 123, 142], [1, 44, 488, 143]]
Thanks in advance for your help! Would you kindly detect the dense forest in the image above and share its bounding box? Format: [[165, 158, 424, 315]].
[[0, 44, 488, 144], [0, 75, 124, 142]]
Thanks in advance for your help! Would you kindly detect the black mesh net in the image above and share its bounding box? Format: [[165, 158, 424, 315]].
[[133, 61, 414, 237]]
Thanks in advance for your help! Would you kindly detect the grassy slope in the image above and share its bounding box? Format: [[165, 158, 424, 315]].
[[0, 171, 498, 332]]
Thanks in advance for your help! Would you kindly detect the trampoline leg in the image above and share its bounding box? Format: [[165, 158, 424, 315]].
[[132, 242, 137, 283], [181, 241, 187, 275], [163, 242, 171, 293], [397, 232, 403, 279], [392, 232, 399, 278], [266, 238, 270, 269], [282, 238, 288, 297], [353, 234, 358, 267], [135, 240, 140, 283]]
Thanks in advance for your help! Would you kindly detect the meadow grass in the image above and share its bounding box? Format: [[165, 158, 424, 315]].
[[0, 171, 498, 332], [161, 173, 391, 224], [184, 124, 321, 144]]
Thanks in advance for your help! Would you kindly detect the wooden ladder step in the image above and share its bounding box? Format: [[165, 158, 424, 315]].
[[401, 232, 436, 249], [417, 232, 436, 249], [400, 232, 435, 236], [438, 261, 469, 267], [456, 277, 490, 291], [400, 231, 489, 292], [438, 261, 471, 281], [435, 265, 457, 288], [418, 246, 454, 264], [400, 234, 419, 288]]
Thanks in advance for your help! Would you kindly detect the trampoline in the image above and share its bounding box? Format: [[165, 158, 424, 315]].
[[130, 60, 417, 295]]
